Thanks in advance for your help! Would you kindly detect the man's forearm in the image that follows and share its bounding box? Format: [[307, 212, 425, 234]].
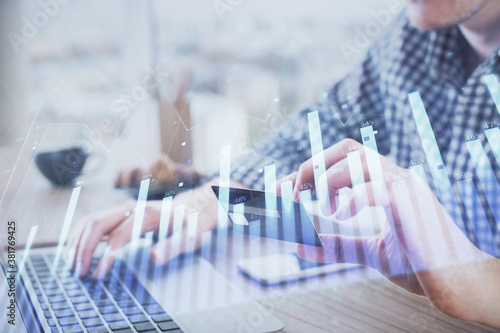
[[445, 254, 500, 327], [475, 256, 500, 327]]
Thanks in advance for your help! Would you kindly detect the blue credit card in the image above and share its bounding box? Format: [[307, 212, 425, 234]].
[[212, 186, 323, 247]]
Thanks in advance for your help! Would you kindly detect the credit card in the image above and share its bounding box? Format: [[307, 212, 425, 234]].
[[212, 186, 323, 247]]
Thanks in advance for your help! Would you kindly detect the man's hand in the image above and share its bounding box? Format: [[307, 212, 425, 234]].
[[115, 155, 178, 188], [279, 138, 497, 325], [65, 181, 220, 279]]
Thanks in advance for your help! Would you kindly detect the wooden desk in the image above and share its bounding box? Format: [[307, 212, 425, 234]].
[[264, 276, 498, 332]]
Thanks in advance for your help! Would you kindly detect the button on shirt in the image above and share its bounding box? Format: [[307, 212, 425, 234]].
[[210, 14, 500, 256]]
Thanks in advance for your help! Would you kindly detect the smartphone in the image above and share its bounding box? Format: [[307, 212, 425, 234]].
[[237, 253, 358, 285]]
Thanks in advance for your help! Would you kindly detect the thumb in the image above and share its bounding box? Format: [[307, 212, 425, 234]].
[[297, 234, 373, 267]]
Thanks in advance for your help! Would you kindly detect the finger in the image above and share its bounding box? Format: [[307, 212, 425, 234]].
[[92, 245, 120, 279], [293, 139, 365, 201], [332, 175, 446, 276], [150, 212, 200, 265], [68, 202, 135, 269], [94, 201, 165, 278], [321, 159, 353, 192], [335, 179, 393, 220], [66, 231, 84, 269], [75, 224, 105, 276], [67, 222, 90, 270], [91, 215, 138, 279], [315, 159, 351, 215], [296, 234, 374, 267], [76, 212, 132, 276], [276, 172, 297, 196], [64, 220, 85, 262], [72, 201, 136, 274], [334, 180, 398, 275], [108, 215, 136, 248]]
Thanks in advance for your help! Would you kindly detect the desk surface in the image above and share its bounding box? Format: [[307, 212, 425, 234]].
[[201, 230, 497, 333], [263, 274, 496, 332], [1, 144, 497, 333]]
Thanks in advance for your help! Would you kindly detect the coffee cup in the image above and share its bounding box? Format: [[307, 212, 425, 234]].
[[34, 147, 102, 187]]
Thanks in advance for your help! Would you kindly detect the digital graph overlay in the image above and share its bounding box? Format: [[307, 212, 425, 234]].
[[408, 92, 467, 235]]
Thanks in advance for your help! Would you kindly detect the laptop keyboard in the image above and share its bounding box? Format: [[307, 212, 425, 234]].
[[24, 254, 183, 333]]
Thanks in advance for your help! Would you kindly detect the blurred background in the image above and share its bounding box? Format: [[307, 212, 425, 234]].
[[0, 0, 404, 219]]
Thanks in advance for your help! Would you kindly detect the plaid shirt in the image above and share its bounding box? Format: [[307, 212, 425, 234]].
[[213, 14, 500, 256]]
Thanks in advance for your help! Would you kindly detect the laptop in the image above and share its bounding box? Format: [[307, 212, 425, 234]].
[[0, 239, 284, 333]]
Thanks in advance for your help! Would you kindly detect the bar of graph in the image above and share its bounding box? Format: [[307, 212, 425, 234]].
[[228, 201, 248, 263], [167, 204, 185, 265], [391, 179, 432, 272], [360, 125, 398, 275], [307, 111, 332, 216], [264, 164, 278, 240], [408, 163, 451, 263], [457, 177, 498, 257], [128, 178, 150, 268], [153, 195, 172, 281], [217, 145, 231, 229], [179, 212, 199, 311], [307, 111, 336, 236], [298, 190, 318, 256], [360, 125, 379, 153], [215, 145, 231, 282], [484, 127, 500, 166], [346, 150, 380, 269], [185, 212, 199, 260], [465, 139, 500, 223], [158, 196, 173, 242], [54, 186, 81, 265], [19, 225, 39, 273], [408, 170, 454, 269], [280, 180, 296, 245], [135, 231, 155, 302], [409, 163, 429, 187], [281, 180, 294, 213], [408, 92, 467, 234], [131, 178, 151, 240]]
